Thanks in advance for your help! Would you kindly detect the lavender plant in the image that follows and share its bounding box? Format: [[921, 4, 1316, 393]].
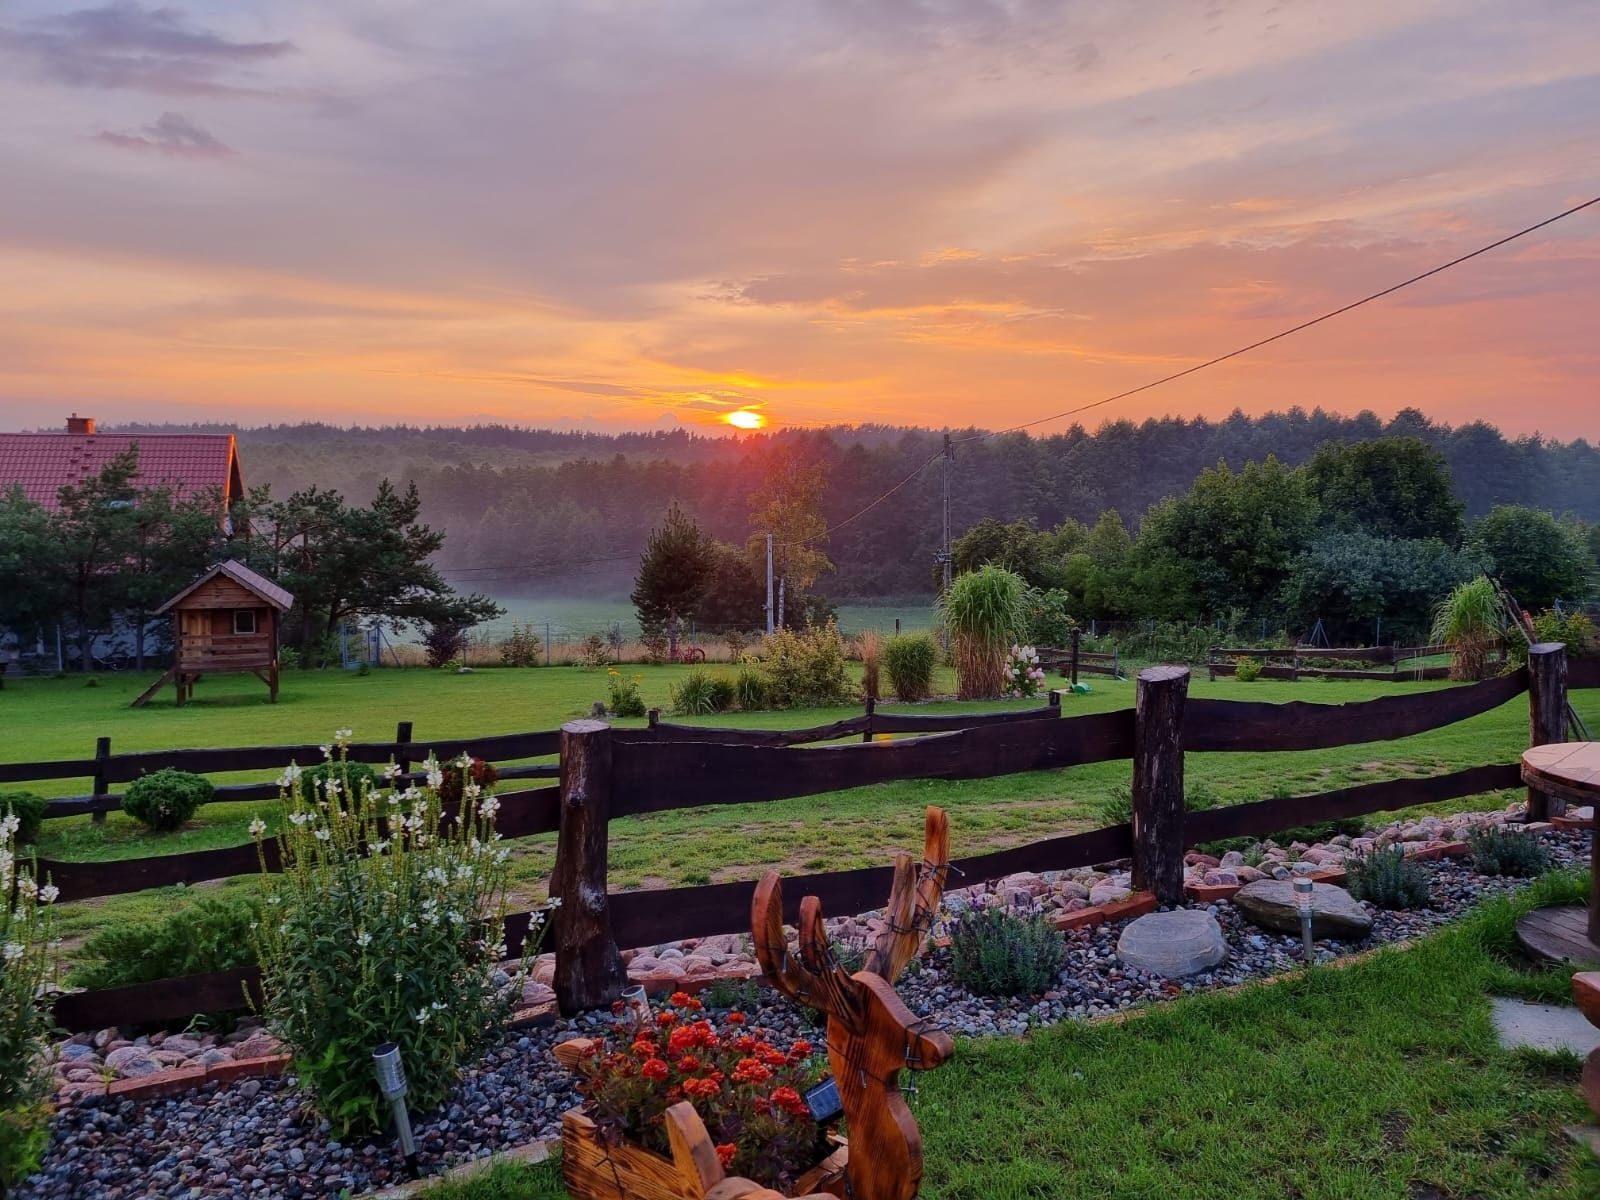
[[252, 733, 554, 1137]]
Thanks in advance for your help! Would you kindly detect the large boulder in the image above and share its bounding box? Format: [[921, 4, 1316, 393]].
[[1233, 879, 1373, 940], [1116, 910, 1228, 978]]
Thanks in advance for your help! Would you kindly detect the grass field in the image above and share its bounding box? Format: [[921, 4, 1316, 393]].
[[5, 664, 1599, 966], [419, 874, 1600, 1200]]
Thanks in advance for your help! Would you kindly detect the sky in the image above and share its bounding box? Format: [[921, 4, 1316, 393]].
[[0, 0, 1596, 439]]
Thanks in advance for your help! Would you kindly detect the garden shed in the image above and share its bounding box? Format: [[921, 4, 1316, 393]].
[[132, 559, 295, 707]]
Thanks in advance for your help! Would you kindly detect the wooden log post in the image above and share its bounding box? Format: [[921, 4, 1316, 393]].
[[91, 736, 111, 824], [393, 720, 414, 777], [1526, 642, 1568, 821], [1132, 666, 1188, 905], [552, 719, 625, 1015], [1070, 626, 1082, 688], [863, 697, 876, 743]]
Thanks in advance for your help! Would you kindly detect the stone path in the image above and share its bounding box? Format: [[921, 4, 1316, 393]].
[[1489, 997, 1600, 1056]]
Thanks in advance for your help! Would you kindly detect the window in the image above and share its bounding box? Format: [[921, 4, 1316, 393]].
[[233, 610, 258, 635]]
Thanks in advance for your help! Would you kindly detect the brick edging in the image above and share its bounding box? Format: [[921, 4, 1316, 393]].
[[57, 1053, 291, 1105]]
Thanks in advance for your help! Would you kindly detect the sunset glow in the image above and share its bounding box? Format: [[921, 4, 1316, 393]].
[[724, 409, 766, 431], [0, 2, 1596, 436]]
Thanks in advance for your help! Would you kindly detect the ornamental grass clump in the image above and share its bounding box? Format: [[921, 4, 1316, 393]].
[[940, 566, 1027, 699], [1, 812, 58, 1189], [1431, 576, 1503, 681], [572, 991, 829, 1191], [883, 632, 938, 702], [252, 733, 552, 1138], [1466, 825, 1551, 878], [948, 903, 1064, 997], [1347, 845, 1432, 910]]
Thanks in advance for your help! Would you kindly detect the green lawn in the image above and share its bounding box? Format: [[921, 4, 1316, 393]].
[[420, 874, 1600, 1199], [5, 665, 1599, 965]]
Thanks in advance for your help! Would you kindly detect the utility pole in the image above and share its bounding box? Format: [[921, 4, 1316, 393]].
[[765, 533, 775, 635], [939, 432, 954, 594]]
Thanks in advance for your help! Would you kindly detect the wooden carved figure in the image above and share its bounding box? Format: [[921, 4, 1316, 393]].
[[750, 806, 954, 1200], [1575, 972, 1600, 1123]]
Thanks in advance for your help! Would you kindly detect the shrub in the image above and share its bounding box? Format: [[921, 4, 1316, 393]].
[[671, 669, 734, 716], [940, 566, 1027, 698], [1004, 644, 1046, 698], [859, 631, 882, 703], [0, 811, 57, 1190], [948, 905, 1064, 997], [439, 756, 499, 806], [123, 768, 213, 832], [424, 621, 467, 668], [640, 624, 669, 665], [253, 740, 549, 1137], [1509, 609, 1598, 665], [758, 622, 854, 709], [1021, 587, 1076, 650], [296, 759, 379, 810], [571, 991, 827, 1190], [724, 630, 750, 658], [1348, 845, 1432, 910], [578, 633, 611, 669], [69, 895, 261, 991], [499, 623, 542, 667], [0, 793, 46, 844], [883, 633, 938, 702], [1467, 826, 1551, 877], [1233, 655, 1263, 682], [606, 668, 647, 718], [733, 667, 770, 711]]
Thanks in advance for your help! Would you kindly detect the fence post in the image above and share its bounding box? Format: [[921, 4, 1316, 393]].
[[1526, 643, 1569, 821], [1070, 626, 1081, 688], [394, 720, 413, 777], [647, 707, 661, 730], [552, 719, 624, 1015], [1048, 689, 1062, 711], [91, 735, 111, 824], [863, 697, 875, 743], [1132, 666, 1188, 905]]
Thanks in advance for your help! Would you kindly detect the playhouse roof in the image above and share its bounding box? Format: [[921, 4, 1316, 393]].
[[156, 559, 295, 615]]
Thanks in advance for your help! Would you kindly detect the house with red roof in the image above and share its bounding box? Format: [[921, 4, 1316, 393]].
[[0, 414, 244, 516]]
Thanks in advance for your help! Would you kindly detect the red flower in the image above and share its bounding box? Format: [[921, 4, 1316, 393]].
[[725, 1012, 746, 1025], [734, 1035, 757, 1053], [667, 1026, 699, 1056], [789, 1040, 813, 1059], [631, 1038, 657, 1057], [715, 1143, 737, 1169], [670, 991, 693, 1007], [656, 1011, 677, 1027], [684, 1077, 720, 1100], [732, 1058, 773, 1085], [641, 1058, 670, 1082], [770, 1086, 809, 1118], [677, 1056, 702, 1074]]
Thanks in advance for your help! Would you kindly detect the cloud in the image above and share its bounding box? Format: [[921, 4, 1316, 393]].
[[0, 2, 294, 97], [94, 111, 234, 158]]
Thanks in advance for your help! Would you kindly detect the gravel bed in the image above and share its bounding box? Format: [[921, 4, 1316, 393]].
[[16, 828, 1591, 1200]]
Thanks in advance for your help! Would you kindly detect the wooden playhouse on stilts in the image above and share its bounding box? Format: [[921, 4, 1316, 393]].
[[132, 560, 295, 707]]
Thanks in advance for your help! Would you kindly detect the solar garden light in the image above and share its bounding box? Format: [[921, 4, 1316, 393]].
[[1293, 876, 1316, 962], [621, 984, 651, 1027], [372, 1043, 419, 1179]]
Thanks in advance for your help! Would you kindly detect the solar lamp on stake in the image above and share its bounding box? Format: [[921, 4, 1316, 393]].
[[372, 1043, 419, 1179], [1293, 876, 1315, 962]]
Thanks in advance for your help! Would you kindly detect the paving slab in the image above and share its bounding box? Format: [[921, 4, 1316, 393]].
[[1490, 996, 1600, 1056]]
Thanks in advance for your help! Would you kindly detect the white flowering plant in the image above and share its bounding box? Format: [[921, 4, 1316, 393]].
[[252, 733, 550, 1137], [1004, 644, 1048, 698], [0, 813, 57, 1187]]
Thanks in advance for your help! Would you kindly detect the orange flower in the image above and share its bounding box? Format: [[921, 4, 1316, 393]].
[[631, 1038, 657, 1057], [715, 1143, 737, 1168], [641, 1058, 670, 1082], [670, 991, 694, 1007], [684, 1076, 720, 1099], [677, 1056, 702, 1073], [789, 1040, 813, 1059], [732, 1058, 772, 1085], [725, 1012, 746, 1025], [770, 1086, 809, 1118], [656, 1011, 677, 1027]]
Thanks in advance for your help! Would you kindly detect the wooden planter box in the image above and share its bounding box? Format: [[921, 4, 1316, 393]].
[[561, 1107, 847, 1200]]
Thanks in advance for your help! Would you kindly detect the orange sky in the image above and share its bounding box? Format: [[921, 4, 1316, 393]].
[[0, 1, 1596, 439]]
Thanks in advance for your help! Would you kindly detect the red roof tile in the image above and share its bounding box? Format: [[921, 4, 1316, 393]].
[[0, 432, 243, 512]]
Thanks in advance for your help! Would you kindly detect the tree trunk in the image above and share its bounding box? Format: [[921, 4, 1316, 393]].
[[778, 576, 787, 630]]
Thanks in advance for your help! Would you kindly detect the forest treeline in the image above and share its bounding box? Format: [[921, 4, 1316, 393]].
[[121, 406, 1600, 599]]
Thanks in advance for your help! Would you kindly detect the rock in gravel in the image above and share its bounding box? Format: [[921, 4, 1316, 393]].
[[1233, 879, 1374, 939], [1116, 910, 1228, 978]]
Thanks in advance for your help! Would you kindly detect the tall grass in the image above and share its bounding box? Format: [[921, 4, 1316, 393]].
[[1430, 576, 1503, 681], [858, 630, 882, 703], [939, 566, 1027, 699]]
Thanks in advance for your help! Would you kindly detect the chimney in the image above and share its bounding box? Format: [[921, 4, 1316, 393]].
[[67, 413, 95, 435]]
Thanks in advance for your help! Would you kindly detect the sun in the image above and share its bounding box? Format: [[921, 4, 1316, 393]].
[[724, 409, 766, 430]]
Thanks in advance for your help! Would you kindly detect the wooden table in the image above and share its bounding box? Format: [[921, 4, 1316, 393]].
[[1516, 743, 1600, 965]]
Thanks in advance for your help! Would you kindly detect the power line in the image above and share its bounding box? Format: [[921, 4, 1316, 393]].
[[957, 192, 1600, 444]]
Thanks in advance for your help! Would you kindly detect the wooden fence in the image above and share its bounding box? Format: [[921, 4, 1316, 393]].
[[1037, 629, 1124, 682], [28, 651, 1600, 1030], [1205, 642, 1508, 682]]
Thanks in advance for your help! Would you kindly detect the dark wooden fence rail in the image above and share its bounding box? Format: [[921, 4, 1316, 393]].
[[44, 649, 1597, 1029], [2, 723, 563, 821], [1205, 642, 1507, 683]]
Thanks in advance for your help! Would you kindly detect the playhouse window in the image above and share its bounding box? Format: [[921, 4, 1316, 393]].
[[233, 610, 258, 635]]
